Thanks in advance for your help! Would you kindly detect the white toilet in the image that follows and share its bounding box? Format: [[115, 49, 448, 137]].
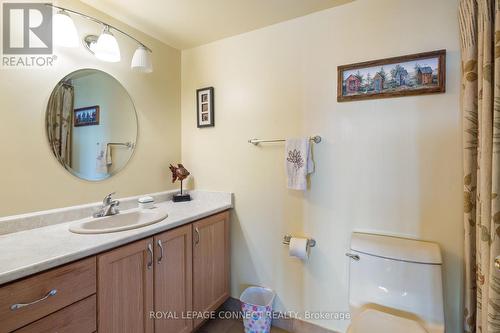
[[346, 233, 445, 333]]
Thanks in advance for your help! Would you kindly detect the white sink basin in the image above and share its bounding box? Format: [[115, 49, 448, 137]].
[[69, 208, 168, 234]]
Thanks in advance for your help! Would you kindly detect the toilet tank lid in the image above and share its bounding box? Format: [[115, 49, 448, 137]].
[[350, 233, 442, 264]]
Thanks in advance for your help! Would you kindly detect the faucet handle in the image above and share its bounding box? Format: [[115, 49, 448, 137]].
[[103, 192, 116, 205]]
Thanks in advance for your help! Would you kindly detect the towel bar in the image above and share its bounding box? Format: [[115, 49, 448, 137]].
[[248, 136, 321, 146], [107, 142, 135, 149]]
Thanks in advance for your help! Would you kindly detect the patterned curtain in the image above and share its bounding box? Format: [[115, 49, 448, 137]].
[[46, 83, 74, 168], [459, 0, 500, 332]]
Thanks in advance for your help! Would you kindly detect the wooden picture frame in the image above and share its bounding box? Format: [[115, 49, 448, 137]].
[[74, 106, 100, 127], [337, 49, 446, 102], [197, 87, 214, 128]]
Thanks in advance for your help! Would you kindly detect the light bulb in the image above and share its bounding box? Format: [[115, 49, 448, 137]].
[[131, 45, 153, 73], [53, 10, 79, 47], [94, 25, 120, 62]]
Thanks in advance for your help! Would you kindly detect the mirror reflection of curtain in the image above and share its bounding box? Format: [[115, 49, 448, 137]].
[[46, 82, 74, 168]]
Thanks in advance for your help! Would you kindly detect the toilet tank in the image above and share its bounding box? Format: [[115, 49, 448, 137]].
[[348, 233, 444, 330]]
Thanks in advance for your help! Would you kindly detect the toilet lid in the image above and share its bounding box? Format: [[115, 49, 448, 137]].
[[348, 309, 428, 333]]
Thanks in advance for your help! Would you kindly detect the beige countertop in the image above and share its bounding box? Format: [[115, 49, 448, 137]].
[[0, 190, 232, 285]]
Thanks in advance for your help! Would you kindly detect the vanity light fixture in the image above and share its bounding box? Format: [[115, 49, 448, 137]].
[[46, 4, 153, 72], [94, 25, 121, 63], [53, 10, 79, 47]]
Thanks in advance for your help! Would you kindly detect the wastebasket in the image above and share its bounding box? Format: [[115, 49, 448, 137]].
[[240, 286, 276, 333]]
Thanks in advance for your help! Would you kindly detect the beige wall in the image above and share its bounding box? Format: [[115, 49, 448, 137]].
[[0, 0, 181, 216], [181, 0, 462, 332]]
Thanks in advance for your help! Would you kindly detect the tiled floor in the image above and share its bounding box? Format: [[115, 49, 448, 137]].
[[197, 318, 290, 333]]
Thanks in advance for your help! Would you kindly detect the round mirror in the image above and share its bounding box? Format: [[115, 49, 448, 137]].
[[46, 69, 138, 181]]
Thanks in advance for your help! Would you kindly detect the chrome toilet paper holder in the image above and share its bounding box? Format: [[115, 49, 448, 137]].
[[283, 234, 316, 248]]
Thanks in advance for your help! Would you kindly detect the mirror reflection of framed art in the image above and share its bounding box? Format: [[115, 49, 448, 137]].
[[74, 105, 100, 127]]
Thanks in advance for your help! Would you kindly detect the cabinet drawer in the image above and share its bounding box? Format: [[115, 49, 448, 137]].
[[0, 257, 96, 333], [14, 295, 96, 333]]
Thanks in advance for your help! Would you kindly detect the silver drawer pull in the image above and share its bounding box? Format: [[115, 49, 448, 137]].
[[345, 253, 360, 261], [10, 289, 57, 311], [195, 227, 200, 245], [157, 239, 164, 264], [147, 243, 153, 270]]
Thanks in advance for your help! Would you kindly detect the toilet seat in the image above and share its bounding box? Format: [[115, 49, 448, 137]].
[[348, 309, 428, 333]]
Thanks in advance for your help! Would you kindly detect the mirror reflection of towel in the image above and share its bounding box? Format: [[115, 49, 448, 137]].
[[106, 144, 113, 166], [96, 142, 108, 174]]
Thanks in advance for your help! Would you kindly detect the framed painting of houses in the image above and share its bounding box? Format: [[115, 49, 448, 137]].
[[337, 49, 446, 102], [74, 106, 100, 127]]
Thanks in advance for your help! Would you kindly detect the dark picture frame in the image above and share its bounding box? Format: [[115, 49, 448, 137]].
[[337, 49, 446, 102], [74, 105, 100, 127], [197, 87, 214, 128]]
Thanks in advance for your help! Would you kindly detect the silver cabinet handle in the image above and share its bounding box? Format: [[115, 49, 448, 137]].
[[147, 243, 153, 270], [345, 253, 360, 261], [157, 240, 164, 264], [495, 256, 500, 271], [195, 227, 200, 245], [10, 289, 57, 311]]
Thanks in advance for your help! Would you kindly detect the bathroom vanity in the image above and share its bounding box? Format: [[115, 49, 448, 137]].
[[0, 67, 233, 333], [0, 191, 232, 333]]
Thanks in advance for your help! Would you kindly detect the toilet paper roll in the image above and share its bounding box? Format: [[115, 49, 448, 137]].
[[289, 237, 309, 260]]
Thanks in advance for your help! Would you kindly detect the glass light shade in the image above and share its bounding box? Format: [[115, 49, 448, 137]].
[[88, 40, 97, 53], [53, 10, 79, 47], [94, 26, 121, 62], [131, 46, 153, 73]]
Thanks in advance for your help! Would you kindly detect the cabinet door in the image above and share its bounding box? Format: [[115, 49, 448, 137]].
[[154, 224, 193, 333], [192, 211, 230, 329], [97, 238, 154, 333]]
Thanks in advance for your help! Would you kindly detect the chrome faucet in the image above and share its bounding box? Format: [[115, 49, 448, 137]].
[[94, 192, 120, 218]]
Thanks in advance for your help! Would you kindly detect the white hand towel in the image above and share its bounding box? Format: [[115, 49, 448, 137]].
[[96, 142, 108, 174], [285, 138, 314, 190], [105, 144, 113, 166]]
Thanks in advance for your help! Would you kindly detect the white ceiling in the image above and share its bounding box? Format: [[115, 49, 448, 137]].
[[80, 0, 352, 50]]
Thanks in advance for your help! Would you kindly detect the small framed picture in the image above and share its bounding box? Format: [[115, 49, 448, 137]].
[[74, 106, 100, 127], [197, 87, 214, 128]]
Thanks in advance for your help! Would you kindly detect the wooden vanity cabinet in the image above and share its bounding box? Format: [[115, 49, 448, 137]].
[[96, 227, 195, 333], [0, 257, 96, 333], [97, 237, 154, 333], [13, 295, 97, 333], [154, 224, 193, 333], [97, 210, 230, 333], [0, 210, 230, 333], [192, 211, 230, 329]]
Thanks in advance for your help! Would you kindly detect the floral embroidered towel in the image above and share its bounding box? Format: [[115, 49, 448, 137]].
[[285, 138, 314, 190], [96, 142, 108, 174]]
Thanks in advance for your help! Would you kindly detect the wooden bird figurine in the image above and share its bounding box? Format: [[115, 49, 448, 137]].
[[169, 164, 190, 183]]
